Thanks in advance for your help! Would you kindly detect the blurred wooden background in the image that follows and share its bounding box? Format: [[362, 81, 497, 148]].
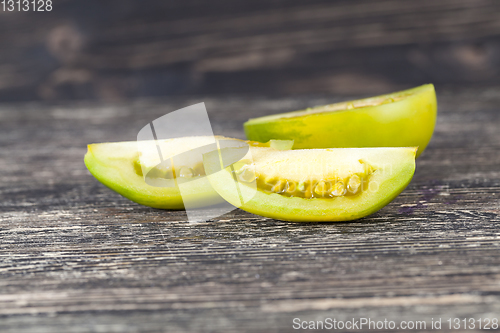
[[0, 0, 499, 101]]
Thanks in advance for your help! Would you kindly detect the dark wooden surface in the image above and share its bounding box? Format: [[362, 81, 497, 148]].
[[1, 89, 500, 332], [1, 0, 500, 101]]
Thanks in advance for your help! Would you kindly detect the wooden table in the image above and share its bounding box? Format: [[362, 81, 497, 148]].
[[1, 90, 499, 332]]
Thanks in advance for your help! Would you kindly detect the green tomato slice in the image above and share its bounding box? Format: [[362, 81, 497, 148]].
[[204, 146, 417, 222], [84, 136, 235, 210], [244, 84, 437, 158]]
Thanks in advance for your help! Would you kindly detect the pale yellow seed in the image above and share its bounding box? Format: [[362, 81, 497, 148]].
[[238, 166, 256, 183], [271, 179, 286, 193], [304, 183, 314, 199], [297, 181, 306, 192], [179, 166, 194, 178], [264, 176, 276, 186], [285, 181, 297, 194], [314, 181, 329, 197], [347, 175, 361, 194], [296, 181, 314, 198], [331, 181, 346, 197]]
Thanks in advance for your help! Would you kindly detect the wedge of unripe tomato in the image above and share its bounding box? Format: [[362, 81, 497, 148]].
[[244, 84, 437, 158], [203, 145, 417, 222]]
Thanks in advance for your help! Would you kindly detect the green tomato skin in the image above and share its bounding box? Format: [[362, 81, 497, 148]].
[[244, 84, 437, 158], [84, 141, 224, 210], [85, 148, 184, 209], [205, 147, 417, 222]]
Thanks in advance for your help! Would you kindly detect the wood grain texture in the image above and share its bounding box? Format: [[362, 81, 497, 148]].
[[0, 89, 500, 332], [1, 0, 500, 101]]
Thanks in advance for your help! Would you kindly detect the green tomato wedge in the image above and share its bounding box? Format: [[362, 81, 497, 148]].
[[84, 136, 239, 210], [244, 84, 437, 158], [204, 146, 417, 222]]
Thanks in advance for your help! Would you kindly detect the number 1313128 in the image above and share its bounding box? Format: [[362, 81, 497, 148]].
[[2, 0, 52, 11]]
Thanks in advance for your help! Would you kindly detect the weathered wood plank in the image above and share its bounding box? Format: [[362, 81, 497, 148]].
[[0, 89, 499, 332], [1, 0, 500, 101]]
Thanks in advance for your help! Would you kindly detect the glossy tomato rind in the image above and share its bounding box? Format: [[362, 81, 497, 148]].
[[205, 147, 417, 222], [84, 139, 230, 210], [244, 84, 437, 158]]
